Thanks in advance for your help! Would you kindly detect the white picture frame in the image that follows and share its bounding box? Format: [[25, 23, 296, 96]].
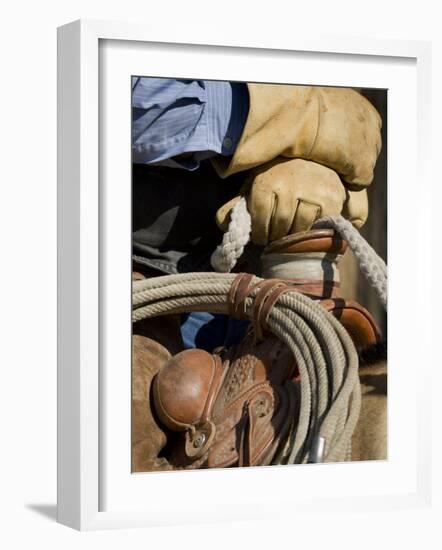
[[57, 19, 432, 531]]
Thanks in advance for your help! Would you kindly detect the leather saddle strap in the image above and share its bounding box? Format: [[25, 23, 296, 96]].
[[238, 402, 254, 467], [227, 273, 256, 319], [228, 274, 299, 341], [228, 273, 340, 335], [254, 282, 302, 341], [200, 354, 228, 423], [252, 280, 287, 341]]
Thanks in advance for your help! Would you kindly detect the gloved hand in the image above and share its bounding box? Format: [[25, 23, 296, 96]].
[[216, 158, 368, 246], [212, 85, 382, 188], [342, 187, 369, 230]]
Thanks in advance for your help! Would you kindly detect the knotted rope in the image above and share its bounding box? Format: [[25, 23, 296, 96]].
[[210, 203, 387, 309], [210, 197, 251, 272], [133, 205, 387, 464], [133, 272, 361, 464]]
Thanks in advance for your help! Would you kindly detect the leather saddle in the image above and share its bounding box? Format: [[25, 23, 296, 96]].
[[145, 229, 381, 468], [153, 330, 299, 469], [260, 229, 380, 350]]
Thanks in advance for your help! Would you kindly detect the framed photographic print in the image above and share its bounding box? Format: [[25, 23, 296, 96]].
[[57, 19, 432, 530]]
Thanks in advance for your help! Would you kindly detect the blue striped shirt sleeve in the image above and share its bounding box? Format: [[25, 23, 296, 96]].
[[132, 77, 248, 170]]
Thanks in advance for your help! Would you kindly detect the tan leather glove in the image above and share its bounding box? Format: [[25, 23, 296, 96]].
[[343, 187, 369, 230], [216, 158, 368, 246], [212, 84, 382, 188]]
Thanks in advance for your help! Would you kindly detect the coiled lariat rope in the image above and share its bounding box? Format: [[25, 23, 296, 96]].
[[210, 203, 387, 309], [133, 208, 387, 464], [133, 272, 361, 464]]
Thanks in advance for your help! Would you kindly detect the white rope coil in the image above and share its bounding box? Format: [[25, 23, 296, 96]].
[[133, 209, 386, 464], [132, 272, 361, 464], [210, 197, 251, 272]]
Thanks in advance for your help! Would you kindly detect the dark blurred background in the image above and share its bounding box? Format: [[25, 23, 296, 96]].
[[340, 88, 387, 335]]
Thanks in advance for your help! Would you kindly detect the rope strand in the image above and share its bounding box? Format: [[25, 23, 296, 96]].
[[132, 272, 360, 464], [133, 213, 386, 464], [210, 197, 251, 272], [210, 205, 387, 310]]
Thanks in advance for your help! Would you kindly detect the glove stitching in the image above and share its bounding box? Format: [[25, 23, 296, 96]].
[[288, 199, 300, 235]]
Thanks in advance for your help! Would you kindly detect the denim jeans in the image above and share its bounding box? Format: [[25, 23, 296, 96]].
[[180, 311, 249, 352]]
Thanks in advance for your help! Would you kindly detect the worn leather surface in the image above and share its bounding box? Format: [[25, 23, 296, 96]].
[[263, 229, 348, 255], [216, 158, 369, 245], [132, 316, 386, 470], [321, 298, 380, 351], [153, 349, 225, 432], [212, 84, 382, 187], [132, 250, 385, 469], [152, 330, 299, 469]]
